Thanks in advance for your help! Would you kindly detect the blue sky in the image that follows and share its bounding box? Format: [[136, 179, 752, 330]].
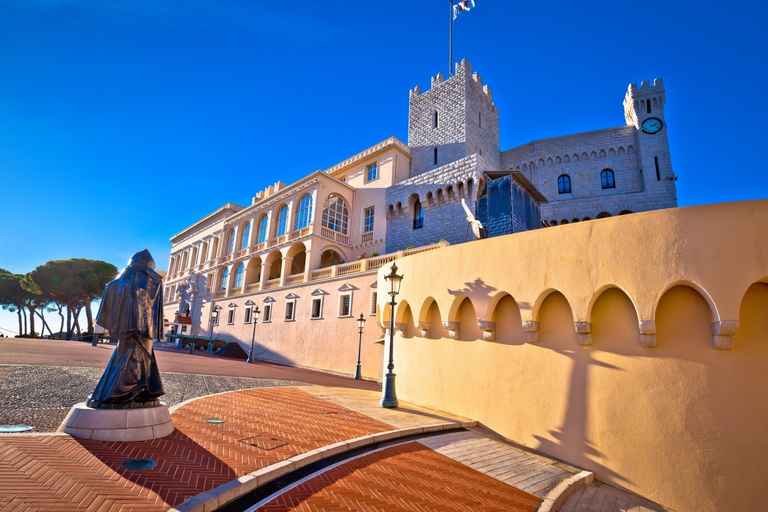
[[0, 0, 766, 335]]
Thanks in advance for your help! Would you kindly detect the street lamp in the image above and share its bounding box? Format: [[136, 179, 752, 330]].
[[245, 300, 260, 364], [380, 262, 403, 408], [354, 312, 366, 379], [203, 304, 222, 354]]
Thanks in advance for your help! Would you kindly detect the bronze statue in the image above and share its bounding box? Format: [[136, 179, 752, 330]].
[[86, 249, 165, 409]]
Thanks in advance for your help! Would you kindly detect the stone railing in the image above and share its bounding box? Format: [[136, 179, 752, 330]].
[[319, 226, 351, 246], [264, 278, 281, 289], [245, 283, 261, 293], [284, 274, 305, 285], [309, 267, 333, 280]]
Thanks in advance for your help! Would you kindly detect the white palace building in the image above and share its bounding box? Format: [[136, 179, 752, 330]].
[[162, 59, 677, 378]]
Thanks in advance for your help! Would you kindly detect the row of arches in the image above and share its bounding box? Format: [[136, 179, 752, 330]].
[[547, 210, 633, 226], [509, 145, 636, 174], [387, 175, 479, 219], [169, 192, 352, 279], [382, 280, 767, 350]]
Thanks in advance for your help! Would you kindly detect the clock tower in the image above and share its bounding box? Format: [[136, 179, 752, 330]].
[[623, 79, 677, 203]]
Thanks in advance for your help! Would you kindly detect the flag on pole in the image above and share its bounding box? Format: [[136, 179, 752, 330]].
[[453, 0, 475, 20]]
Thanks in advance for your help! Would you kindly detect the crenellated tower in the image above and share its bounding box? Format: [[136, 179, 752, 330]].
[[624, 79, 677, 203], [408, 59, 500, 177]]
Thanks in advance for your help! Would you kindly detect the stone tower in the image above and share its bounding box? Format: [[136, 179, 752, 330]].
[[623, 79, 677, 203], [408, 59, 501, 177]]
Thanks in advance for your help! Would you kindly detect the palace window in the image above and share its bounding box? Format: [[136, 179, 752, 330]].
[[433, 147, 438, 165], [655, 157, 661, 181], [370, 291, 377, 315], [363, 206, 375, 233], [558, 174, 571, 194], [244, 306, 252, 324], [285, 299, 296, 321], [413, 200, 424, 229], [257, 215, 268, 244], [366, 162, 379, 182], [322, 195, 349, 234], [294, 194, 313, 230], [311, 297, 323, 319], [225, 229, 235, 255], [433, 110, 438, 128], [234, 263, 244, 289], [276, 205, 288, 237], [338, 294, 352, 317], [219, 267, 229, 291], [240, 223, 250, 251], [227, 308, 235, 325], [601, 169, 616, 189], [262, 303, 272, 323]]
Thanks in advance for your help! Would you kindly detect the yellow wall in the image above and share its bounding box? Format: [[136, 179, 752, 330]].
[[378, 200, 768, 512]]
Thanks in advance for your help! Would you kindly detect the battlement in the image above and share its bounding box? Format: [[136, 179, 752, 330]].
[[252, 180, 286, 205], [627, 78, 664, 95], [409, 59, 493, 101]]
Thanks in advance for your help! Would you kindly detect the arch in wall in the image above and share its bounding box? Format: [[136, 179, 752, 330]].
[[265, 250, 283, 280], [596, 212, 612, 219], [211, 237, 220, 260], [224, 227, 236, 255], [618, 210, 633, 215], [406, 193, 421, 212], [239, 221, 251, 251], [655, 284, 714, 349], [655, 280, 720, 324], [417, 297, 437, 325], [608, 148, 616, 156], [447, 293, 469, 323], [582, 217, 591, 221], [590, 151, 598, 159], [456, 297, 481, 341], [532, 288, 569, 323], [395, 300, 416, 338], [181, 252, 189, 271], [201, 242, 209, 263], [256, 214, 269, 244], [245, 256, 262, 285], [190, 247, 198, 268], [618, 147, 625, 155], [590, 287, 641, 349], [564, 155, 570, 163], [599, 150, 606, 158], [537, 290, 578, 346], [735, 281, 768, 348], [561, 219, 569, 225], [287, 242, 307, 275], [319, 245, 348, 268], [550, 220, 558, 226], [489, 293, 525, 345], [274, 204, 289, 237], [555, 156, 562, 164], [586, 284, 640, 325]]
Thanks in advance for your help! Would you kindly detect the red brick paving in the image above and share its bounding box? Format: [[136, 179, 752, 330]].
[[258, 441, 543, 512], [0, 387, 393, 511]]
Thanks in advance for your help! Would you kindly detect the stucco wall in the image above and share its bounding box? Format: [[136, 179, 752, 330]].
[[377, 200, 768, 512]]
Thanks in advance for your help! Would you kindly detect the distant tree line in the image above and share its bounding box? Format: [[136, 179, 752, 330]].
[[0, 259, 117, 339]]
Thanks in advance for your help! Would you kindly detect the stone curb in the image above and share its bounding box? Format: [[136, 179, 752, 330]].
[[169, 420, 477, 512], [537, 470, 594, 512]]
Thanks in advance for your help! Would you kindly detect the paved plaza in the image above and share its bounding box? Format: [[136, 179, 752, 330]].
[[0, 339, 665, 511]]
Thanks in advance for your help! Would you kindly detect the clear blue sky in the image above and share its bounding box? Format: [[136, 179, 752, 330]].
[[0, 0, 766, 335]]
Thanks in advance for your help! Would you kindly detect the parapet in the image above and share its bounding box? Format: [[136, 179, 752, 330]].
[[627, 78, 664, 95], [411, 58, 493, 100], [252, 180, 286, 205]]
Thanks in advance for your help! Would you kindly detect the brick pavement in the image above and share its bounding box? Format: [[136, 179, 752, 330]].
[[257, 441, 542, 512], [0, 387, 393, 511]]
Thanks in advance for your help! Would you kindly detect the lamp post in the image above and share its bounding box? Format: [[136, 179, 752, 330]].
[[354, 312, 366, 380], [203, 304, 222, 354], [380, 262, 403, 408], [245, 300, 260, 364]]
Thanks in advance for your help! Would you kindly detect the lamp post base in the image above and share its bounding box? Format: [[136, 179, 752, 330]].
[[206, 341, 214, 354], [188, 340, 195, 354], [380, 372, 398, 408], [354, 364, 362, 380], [247, 349, 254, 364]]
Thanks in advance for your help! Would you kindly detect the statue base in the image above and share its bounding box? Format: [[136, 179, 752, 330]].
[[58, 402, 174, 442]]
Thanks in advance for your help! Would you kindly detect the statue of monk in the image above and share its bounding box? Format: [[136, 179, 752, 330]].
[[86, 249, 165, 409]]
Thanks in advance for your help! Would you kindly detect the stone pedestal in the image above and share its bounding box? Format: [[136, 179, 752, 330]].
[[58, 403, 174, 442]]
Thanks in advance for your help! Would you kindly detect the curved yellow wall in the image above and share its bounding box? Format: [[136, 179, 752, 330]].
[[380, 200, 768, 512]]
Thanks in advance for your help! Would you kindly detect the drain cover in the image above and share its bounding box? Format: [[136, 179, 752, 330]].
[[239, 435, 289, 451], [0, 425, 34, 433], [204, 418, 225, 424], [121, 458, 157, 470]]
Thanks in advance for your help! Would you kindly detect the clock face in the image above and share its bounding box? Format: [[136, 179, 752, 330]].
[[642, 117, 663, 134]]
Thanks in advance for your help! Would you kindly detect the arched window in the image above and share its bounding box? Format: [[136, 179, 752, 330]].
[[240, 223, 250, 251], [558, 174, 571, 194], [413, 200, 424, 229], [234, 263, 244, 288], [294, 194, 312, 230], [219, 267, 229, 291], [225, 229, 235, 255], [322, 195, 349, 234], [275, 205, 288, 237], [257, 215, 268, 244], [601, 169, 616, 189]]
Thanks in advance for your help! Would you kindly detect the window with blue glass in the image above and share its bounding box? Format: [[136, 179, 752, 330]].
[[275, 205, 288, 236], [364, 206, 375, 233], [294, 194, 312, 230], [240, 223, 250, 251], [322, 195, 349, 234], [257, 215, 268, 244], [601, 169, 616, 189], [225, 229, 235, 255], [366, 162, 378, 182], [234, 263, 244, 288], [413, 200, 424, 229], [557, 174, 571, 194], [219, 267, 229, 290]]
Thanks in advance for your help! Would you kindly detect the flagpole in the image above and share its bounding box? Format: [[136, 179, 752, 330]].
[[449, 0, 453, 77]]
